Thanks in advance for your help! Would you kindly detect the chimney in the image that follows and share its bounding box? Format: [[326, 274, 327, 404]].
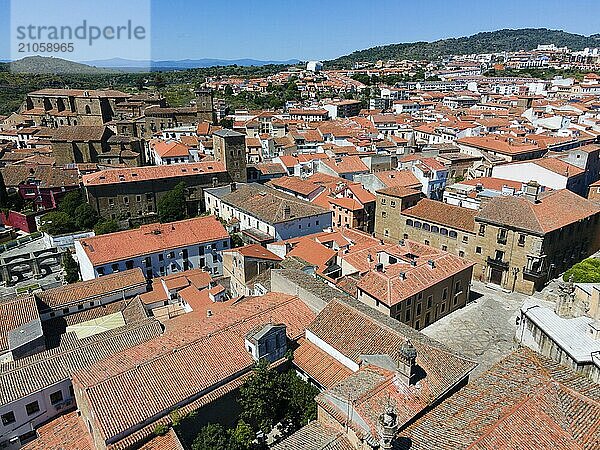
[[375, 263, 384, 272], [398, 271, 406, 280], [523, 180, 541, 203], [396, 340, 418, 386], [587, 320, 600, 340], [377, 406, 399, 450], [410, 260, 417, 267], [427, 259, 435, 268], [207, 309, 213, 317]]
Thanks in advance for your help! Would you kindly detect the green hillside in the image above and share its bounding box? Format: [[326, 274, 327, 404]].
[[329, 28, 600, 67]]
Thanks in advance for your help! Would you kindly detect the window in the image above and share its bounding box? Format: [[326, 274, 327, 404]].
[[427, 296, 432, 308], [442, 245, 447, 251], [440, 303, 446, 313], [50, 390, 63, 405], [479, 224, 486, 236], [405, 310, 411, 322], [168, 252, 175, 259], [440, 228, 448, 236], [111, 263, 119, 272], [518, 234, 526, 247], [1, 411, 15, 425], [159, 254, 164, 261], [424, 239, 430, 246], [381, 198, 386, 204], [62, 308, 69, 314], [414, 221, 422, 229], [449, 230, 457, 239], [422, 223, 430, 231], [382, 211, 387, 218], [123, 196, 129, 205], [442, 288, 448, 300], [212, 254, 218, 263], [476, 246, 482, 254], [455, 281, 462, 293], [126, 260, 134, 270], [415, 320, 420, 329], [406, 219, 413, 226], [431, 225, 439, 233], [497, 228, 508, 244], [495, 250, 505, 261], [384, 229, 389, 237], [77, 304, 84, 310], [462, 235, 469, 243], [136, 195, 142, 202], [390, 200, 396, 208], [459, 250, 465, 257], [416, 303, 422, 315], [25, 401, 40, 416]]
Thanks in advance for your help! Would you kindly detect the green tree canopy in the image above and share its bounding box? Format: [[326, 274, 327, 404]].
[[563, 258, 600, 283], [239, 358, 286, 437], [58, 190, 85, 216], [40, 211, 78, 236], [62, 251, 80, 284], [191, 423, 230, 450], [74, 203, 99, 230], [94, 219, 120, 235], [157, 181, 188, 223]]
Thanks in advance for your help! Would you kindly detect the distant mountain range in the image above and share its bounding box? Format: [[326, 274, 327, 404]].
[[2, 56, 301, 74], [329, 28, 600, 66], [81, 57, 300, 71]]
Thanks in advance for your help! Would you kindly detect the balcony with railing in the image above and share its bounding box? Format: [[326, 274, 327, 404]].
[[487, 256, 509, 269]]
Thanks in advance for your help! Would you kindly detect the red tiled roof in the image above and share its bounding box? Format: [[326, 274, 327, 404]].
[[151, 141, 190, 158], [293, 338, 352, 389], [357, 241, 474, 306], [73, 293, 315, 443], [403, 199, 477, 233], [398, 348, 600, 450], [375, 170, 421, 189], [82, 161, 226, 186], [224, 244, 282, 261], [78, 216, 229, 265], [477, 189, 600, 234], [21, 412, 93, 450]]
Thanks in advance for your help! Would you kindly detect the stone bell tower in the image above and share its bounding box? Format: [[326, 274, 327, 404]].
[[195, 88, 214, 123]]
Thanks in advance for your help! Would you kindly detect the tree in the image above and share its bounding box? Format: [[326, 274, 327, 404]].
[[192, 424, 230, 450], [239, 359, 286, 438], [228, 420, 254, 450], [74, 203, 99, 230], [62, 251, 80, 284], [563, 258, 600, 282], [94, 219, 120, 235], [58, 190, 85, 216], [157, 182, 187, 223], [279, 371, 319, 436], [40, 211, 77, 236]]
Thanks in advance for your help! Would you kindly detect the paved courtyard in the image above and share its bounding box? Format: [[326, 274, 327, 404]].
[[422, 281, 552, 378]]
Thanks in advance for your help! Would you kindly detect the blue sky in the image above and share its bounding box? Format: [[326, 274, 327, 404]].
[[0, 0, 599, 61]]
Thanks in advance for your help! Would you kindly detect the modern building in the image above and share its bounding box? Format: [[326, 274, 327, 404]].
[[74, 216, 230, 280]]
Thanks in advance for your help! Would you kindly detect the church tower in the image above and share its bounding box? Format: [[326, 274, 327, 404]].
[[195, 88, 214, 123], [213, 129, 247, 183]]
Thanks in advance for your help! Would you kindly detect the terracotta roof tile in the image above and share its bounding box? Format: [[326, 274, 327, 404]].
[[78, 216, 229, 265]]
